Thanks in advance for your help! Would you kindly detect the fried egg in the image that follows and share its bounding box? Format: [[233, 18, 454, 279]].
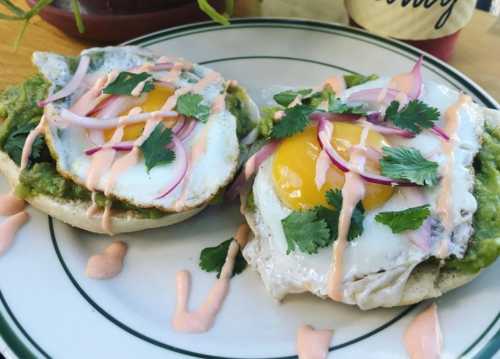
[[242, 77, 485, 309], [34, 47, 257, 212]]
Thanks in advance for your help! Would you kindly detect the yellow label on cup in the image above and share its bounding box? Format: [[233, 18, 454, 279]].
[[345, 0, 476, 40]]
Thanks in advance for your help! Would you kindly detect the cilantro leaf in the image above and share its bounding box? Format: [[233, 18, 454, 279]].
[[328, 96, 367, 116], [343, 73, 379, 88], [3, 121, 49, 166], [199, 238, 247, 278], [176, 93, 211, 123], [273, 89, 313, 107], [102, 72, 154, 96], [380, 146, 439, 186], [139, 123, 175, 172], [375, 204, 431, 233], [271, 105, 314, 139], [282, 189, 365, 255], [282, 210, 331, 254], [385, 100, 440, 134], [325, 189, 365, 241]]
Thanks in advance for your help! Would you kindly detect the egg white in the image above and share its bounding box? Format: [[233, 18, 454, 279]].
[[34, 47, 241, 212], [243, 79, 485, 309]]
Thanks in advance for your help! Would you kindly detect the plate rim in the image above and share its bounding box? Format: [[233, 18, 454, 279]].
[[1, 17, 499, 359]]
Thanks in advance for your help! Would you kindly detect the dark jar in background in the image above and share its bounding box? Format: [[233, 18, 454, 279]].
[[345, 0, 476, 62]]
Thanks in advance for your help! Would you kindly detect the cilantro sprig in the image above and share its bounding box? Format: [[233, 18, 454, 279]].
[[344, 73, 379, 88], [139, 123, 175, 172], [282, 189, 365, 255], [103, 72, 154, 96], [385, 100, 440, 134], [380, 146, 439, 186], [271, 105, 315, 139], [375, 205, 431, 233], [199, 238, 247, 278], [175, 93, 211, 123], [269, 88, 366, 140], [273, 89, 313, 107]]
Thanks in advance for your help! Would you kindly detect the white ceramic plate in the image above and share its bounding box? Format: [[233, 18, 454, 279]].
[[0, 19, 498, 359]]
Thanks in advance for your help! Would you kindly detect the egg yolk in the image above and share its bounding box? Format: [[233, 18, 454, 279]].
[[272, 122, 394, 211], [103, 85, 175, 142]]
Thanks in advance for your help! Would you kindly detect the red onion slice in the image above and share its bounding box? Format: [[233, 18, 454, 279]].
[[85, 142, 134, 156], [177, 119, 197, 142], [347, 88, 402, 106], [38, 56, 90, 108], [407, 56, 423, 100], [430, 126, 450, 141], [309, 112, 360, 123], [226, 140, 280, 199], [171, 116, 186, 135], [316, 118, 414, 186], [367, 123, 416, 138], [60, 109, 177, 129], [155, 136, 188, 199]]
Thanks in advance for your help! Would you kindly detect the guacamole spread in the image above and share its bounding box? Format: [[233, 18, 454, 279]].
[[226, 86, 255, 139], [444, 124, 500, 273], [0, 74, 165, 219]]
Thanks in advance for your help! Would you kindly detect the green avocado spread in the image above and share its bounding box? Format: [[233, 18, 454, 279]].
[[0, 74, 165, 220], [225, 86, 255, 139], [444, 124, 500, 273]]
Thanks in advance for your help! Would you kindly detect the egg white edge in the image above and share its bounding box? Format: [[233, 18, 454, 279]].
[[241, 79, 498, 309]]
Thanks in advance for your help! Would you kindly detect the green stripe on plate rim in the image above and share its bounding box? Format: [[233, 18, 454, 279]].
[[123, 18, 498, 110], [0, 17, 498, 359]]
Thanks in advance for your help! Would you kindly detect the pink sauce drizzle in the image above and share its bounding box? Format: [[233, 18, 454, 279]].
[[104, 117, 158, 195], [327, 128, 367, 300], [323, 75, 346, 95], [0, 192, 26, 216], [86, 240, 128, 279], [436, 95, 470, 258], [296, 325, 333, 359], [404, 303, 442, 359], [86, 126, 124, 191], [171, 224, 249, 333], [20, 115, 47, 170], [0, 211, 29, 256], [86, 192, 99, 217], [102, 202, 113, 235], [390, 70, 416, 96], [212, 94, 226, 114], [70, 76, 109, 116]]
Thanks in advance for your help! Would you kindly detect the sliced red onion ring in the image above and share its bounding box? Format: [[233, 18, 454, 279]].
[[150, 62, 174, 72], [171, 116, 186, 135], [95, 95, 145, 119], [226, 140, 280, 199], [366, 112, 383, 124], [155, 136, 188, 199], [38, 56, 90, 107], [368, 123, 416, 138], [430, 126, 450, 141], [177, 119, 197, 142], [347, 88, 401, 106], [316, 118, 414, 186], [85, 142, 134, 156], [309, 112, 360, 123], [407, 56, 423, 100], [310, 112, 415, 139], [60, 108, 177, 129]]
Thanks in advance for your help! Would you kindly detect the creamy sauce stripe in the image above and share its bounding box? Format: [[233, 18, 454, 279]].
[[296, 325, 333, 359], [436, 94, 470, 258], [172, 224, 249, 333]]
